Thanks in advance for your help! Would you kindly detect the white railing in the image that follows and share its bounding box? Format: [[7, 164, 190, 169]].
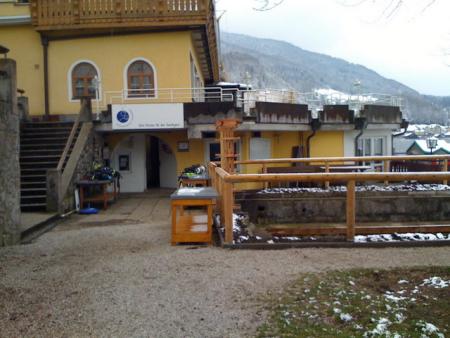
[[100, 87, 234, 109], [99, 87, 402, 112]]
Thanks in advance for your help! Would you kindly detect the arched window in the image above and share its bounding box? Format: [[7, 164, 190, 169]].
[[71, 62, 98, 99], [126, 60, 155, 97]]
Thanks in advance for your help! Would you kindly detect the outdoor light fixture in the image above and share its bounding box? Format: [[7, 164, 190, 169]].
[[426, 137, 438, 155], [0, 45, 9, 58]]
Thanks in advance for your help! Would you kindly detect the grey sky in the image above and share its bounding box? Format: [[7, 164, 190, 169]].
[[216, 0, 450, 96]]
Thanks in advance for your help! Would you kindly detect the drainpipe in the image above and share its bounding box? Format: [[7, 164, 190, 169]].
[[41, 35, 50, 119], [391, 119, 409, 155], [354, 117, 368, 156], [306, 118, 321, 158]]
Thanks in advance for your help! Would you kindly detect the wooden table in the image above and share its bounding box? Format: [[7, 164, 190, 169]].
[[170, 187, 218, 245], [77, 179, 119, 210], [179, 174, 210, 187]]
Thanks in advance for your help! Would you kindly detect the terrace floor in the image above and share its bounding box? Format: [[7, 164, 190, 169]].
[[1, 192, 450, 336]]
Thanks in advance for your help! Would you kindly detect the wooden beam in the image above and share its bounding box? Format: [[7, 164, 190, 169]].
[[223, 172, 450, 184], [346, 180, 356, 241], [443, 159, 448, 185], [267, 224, 450, 236], [223, 181, 233, 244], [236, 154, 450, 165]]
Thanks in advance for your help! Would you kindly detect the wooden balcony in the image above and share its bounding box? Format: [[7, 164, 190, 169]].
[[30, 0, 219, 81]]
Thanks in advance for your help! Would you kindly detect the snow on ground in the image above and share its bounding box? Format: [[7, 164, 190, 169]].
[[258, 184, 450, 194], [421, 276, 450, 288]]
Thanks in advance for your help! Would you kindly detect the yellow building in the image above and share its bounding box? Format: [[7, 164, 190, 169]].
[[1, 0, 404, 208]]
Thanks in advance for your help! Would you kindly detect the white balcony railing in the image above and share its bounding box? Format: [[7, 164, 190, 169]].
[[97, 87, 402, 113]]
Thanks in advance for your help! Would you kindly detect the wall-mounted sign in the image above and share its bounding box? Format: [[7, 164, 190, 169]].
[[118, 154, 131, 171], [112, 103, 184, 130], [177, 141, 189, 152]]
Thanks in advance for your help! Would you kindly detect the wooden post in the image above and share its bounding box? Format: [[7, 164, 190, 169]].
[[443, 159, 448, 185], [346, 180, 356, 242], [262, 164, 268, 189], [324, 162, 330, 189], [223, 181, 233, 244], [384, 160, 390, 185]]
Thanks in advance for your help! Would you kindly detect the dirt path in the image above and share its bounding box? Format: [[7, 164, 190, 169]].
[[2, 199, 450, 337]]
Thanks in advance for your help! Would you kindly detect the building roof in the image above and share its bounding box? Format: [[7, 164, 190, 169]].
[[408, 139, 450, 154]]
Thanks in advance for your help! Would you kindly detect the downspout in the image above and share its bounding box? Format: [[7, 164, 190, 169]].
[[354, 117, 368, 156], [41, 35, 50, 119], [306, 117, 321, 158], [391, 119, 409, 155]]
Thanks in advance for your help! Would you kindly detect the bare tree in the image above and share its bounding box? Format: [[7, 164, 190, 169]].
[[252, 0, 285, 11], [336, 0, 438, 20]]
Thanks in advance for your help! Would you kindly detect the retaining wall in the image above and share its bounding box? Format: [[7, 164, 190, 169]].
[[237, 189, 450, 225]]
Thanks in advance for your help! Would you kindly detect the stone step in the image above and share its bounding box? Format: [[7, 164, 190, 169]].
[[21, 143, 66, 149], [21, 182, 46, 189], [20, 163, 58, 169], [21, 188, 47, 196], [21, 195, 46, 204], [21, 127, 73, 133], [20, 203, 47, 212], [20, 149, 65, 156], [21, 136, 70, 142]]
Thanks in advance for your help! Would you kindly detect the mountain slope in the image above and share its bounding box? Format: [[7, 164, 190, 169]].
[[221, 32, 448, 123]]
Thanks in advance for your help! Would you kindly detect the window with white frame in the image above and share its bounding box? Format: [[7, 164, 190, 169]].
[[126, 59, 156, 98], [357, 137, 384, 157], [190, 54, 204, 102], [70, 62, 98, 100], [357, 136, 385, 170]]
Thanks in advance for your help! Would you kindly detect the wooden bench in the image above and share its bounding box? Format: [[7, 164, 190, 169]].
[[170, 187, 218, 245]]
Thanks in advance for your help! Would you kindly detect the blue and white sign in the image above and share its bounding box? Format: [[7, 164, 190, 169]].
[[112, 104, 184, 130]]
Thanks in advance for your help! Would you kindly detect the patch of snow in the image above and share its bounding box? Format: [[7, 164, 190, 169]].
[[258, 183, 450, 195], [267, 240, 274, 244], [395, 313, 405, 323], [421, 276, 450, 288], [384, 292, 406, 303], [417, 321, 445, 338], [333, 308, 342, 314], [398, 280, 409, 284], [340, 313, 353, 322], [364, 318, 391, 337], [349, 280, 355, 286]]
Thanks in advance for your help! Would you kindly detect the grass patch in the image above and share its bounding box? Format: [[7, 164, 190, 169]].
[[257, 267, 449, 337]]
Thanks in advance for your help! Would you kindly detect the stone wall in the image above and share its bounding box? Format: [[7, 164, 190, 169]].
[[0, 59, 20, 246], [238, 190, 450, 225], [58, 127, 102, 212]]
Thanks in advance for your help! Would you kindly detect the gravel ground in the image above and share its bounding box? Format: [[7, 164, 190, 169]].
[[1, 212, 450, 337]]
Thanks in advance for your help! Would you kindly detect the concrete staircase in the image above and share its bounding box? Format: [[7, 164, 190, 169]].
[[20, 121, 79, 212]]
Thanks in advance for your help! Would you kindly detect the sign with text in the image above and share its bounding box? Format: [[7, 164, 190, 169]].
[[112, 103, 184, 130]]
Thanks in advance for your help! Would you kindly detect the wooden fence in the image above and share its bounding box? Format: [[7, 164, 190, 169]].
[[208, 155, 450, 244]]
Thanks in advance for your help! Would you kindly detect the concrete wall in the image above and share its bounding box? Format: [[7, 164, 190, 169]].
[[238, 190, 450, 225], [112, 134, 147, 193], [0, 59, 20, 246]]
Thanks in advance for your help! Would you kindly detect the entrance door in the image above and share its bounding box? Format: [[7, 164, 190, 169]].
[[147, 136, 160, 188]]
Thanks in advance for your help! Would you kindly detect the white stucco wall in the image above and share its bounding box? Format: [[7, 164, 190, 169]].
[[112, 134, 147, 193], [344, 129, 393, 157]]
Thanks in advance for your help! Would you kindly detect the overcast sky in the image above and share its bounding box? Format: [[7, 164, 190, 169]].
[[216, 0, 450, 96]]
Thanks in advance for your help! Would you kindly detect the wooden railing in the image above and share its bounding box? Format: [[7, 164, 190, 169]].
[[236, 155, 450, 187], [30, 0, 219, 81], [31, 0, 210, 27], [209, 155, 450, 245], [57, 114, 81, 172]]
